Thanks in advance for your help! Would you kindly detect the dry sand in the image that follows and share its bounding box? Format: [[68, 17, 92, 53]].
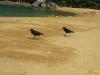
[[0, 8, 100, 75]]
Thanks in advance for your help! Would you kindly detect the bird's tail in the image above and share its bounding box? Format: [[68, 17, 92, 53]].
[[42, 33, 44, 35], [71, 31, 75, 33], [41, 33, 44, 35]]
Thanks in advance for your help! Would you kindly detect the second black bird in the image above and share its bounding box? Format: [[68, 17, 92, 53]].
[[30, 29, 44, 39], [63, 27, 74, 36]]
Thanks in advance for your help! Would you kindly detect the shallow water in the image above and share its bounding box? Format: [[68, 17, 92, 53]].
[[0, 6, 76, 17]]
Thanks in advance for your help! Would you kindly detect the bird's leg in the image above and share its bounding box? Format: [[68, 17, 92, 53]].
[[64, 34, 65, 37], [37, 36, 40, 39], [66, 33, 68, 37], [65, 33, 67, 37], [66, 33, 70, 37], [38, 35, 40, 39], [64, 33, 66, 37], [69, 33, 70, 37], [33, 35, 35, 39]]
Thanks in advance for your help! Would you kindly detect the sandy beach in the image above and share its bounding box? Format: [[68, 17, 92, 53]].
[[0, 8, 100, 75]]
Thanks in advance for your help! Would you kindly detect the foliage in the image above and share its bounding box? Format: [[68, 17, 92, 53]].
[[0, 0, 100, 9]]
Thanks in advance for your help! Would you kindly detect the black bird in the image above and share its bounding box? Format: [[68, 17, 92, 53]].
[[30, 29, 44, 39], [63, 27, 74, 36]]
